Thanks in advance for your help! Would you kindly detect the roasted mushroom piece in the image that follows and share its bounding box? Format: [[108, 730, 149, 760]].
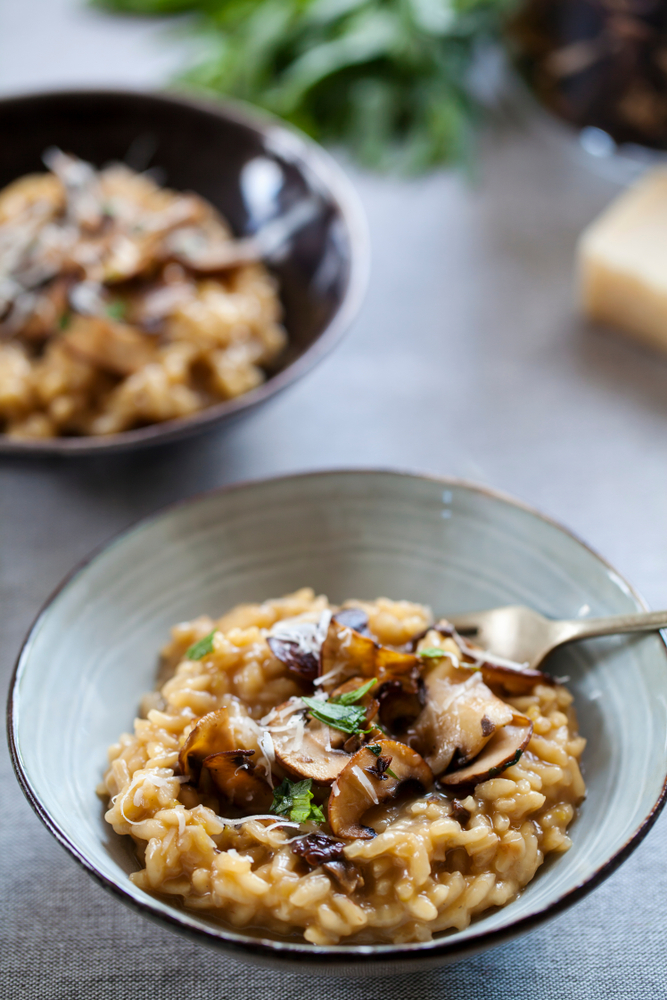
[[178, 701, 271, 799], [269, 699, 351, 785], [266, 611, 332, 687], [203, 749, 273, 811], [408, 661, 514, 777], [328, 740, 433, 840], [440, 715, 533, 789], [432, 621, 554, 695], [319, 614, 420, 693], [61, 314, 158, 376]]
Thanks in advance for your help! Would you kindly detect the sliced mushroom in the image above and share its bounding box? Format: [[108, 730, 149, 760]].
[[377, 671, 425, 733], [267, 635, 319, 686], [408, 663, 514, 777], [203, 749, 273, 812], [268, 699, 351, 785], [60, 314, 157, 375], [179, 707, 236, 784], [440, 715, 533, 789], [432, 621, 554, 694], [291, 833, 345, 866], [328, 740, 433, 840], [178, 701, 262, 784], [319, 616, 420, 693], [266, 610, 332, 687], [333, 607, 371, 634], [322, 860, 365, 894]]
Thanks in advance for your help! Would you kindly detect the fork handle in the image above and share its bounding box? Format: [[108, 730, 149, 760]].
[[556, 610, 667, 645]]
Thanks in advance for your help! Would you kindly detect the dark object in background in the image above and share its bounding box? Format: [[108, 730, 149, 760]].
[[0, 89, 367, 456], [510, 0, 667, 148]]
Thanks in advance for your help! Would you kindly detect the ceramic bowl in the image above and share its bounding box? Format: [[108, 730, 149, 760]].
[[0, 90, 368, 456], [8, 470, 667, 973]]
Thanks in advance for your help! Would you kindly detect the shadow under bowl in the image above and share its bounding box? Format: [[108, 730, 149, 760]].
[[0, 89, 368, 455], [8, 470, 667, 972]]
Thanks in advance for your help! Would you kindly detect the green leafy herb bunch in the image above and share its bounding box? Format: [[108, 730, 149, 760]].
[[95, 0, 515, 171]]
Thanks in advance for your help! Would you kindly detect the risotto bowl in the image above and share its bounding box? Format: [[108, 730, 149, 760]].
[[0, 90, 367, 455], [8, 470, 667, 972]]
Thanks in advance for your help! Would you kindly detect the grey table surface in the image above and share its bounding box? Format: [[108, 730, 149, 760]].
[[2, 2, 667, 998]]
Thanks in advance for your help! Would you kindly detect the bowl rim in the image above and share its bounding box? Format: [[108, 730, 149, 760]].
[[7, 467, 667, 967], [0, 88, 370, 457]]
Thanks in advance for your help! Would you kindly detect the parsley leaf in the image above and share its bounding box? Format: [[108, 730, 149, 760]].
[[301, 696, 371, 736], [419, 647, 449, 658], [185, 630, 216, 660], [105, 299, 126, 321], [58, 311, 71, 331], [271, 777, 325, 824], [331, 677, 377, 706]]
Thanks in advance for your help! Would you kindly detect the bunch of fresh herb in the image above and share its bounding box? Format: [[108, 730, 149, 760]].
[[271, 777, 325, 822], [94, 0, 516, 171], [301, 677, 377, 735]]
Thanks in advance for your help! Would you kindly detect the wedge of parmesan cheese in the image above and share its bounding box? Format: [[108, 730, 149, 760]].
[[579, 168, 667, 351]]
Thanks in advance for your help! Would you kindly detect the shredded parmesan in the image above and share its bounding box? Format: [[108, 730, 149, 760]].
[[352, 765, 379, 805]]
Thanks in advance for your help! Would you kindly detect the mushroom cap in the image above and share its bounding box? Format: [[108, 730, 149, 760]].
[[178, 700, 262, 783], [409, 664, 514, 777], [319, 616, 420, 693], [269, 699, 351, 785], [440, 715, 533, 788], [328, 740, 433, 840], [178, 707, 237, 783], [203, 749, 273, 812]]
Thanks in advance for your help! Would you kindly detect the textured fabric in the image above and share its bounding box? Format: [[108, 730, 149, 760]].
[[3, 2, 667, 996]]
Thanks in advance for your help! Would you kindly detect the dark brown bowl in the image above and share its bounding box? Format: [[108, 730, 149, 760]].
[[0, 89, 368, 456]]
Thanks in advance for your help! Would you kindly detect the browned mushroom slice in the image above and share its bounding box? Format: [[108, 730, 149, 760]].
[[408, 664, 514, 777], [440, 715, 533, 789], [269, 700, 351, 785], [328, 740, 433, 840], [319, 616, 419, 693], [377, 669, 425, 733], [322, 860, 365, 894], [291, 832, 345, 865], [267, 635, 319, 686], [203, 749, 273, 812], [60, 315, 157, 375], [333, 608, 371, 634], [179, 708, 236, 784], [432, 621, 554, 694]]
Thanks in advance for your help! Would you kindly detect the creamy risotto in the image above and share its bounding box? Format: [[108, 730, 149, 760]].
[[0, 151, 286, 438], [101, 590, 586, 945]]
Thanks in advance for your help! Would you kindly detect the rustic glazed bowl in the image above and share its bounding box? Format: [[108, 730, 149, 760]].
[[0, 90, 368, 455], [8, 470, 667, 972]]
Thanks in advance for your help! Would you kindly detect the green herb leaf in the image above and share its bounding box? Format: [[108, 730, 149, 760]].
[[58, 311, 71, 330], [301, 695, 370, 735], [185, 630, 216, 660], [331, 677, 377, 706], [105, 299, 127, 321], [419, 647, 449, 658], [271, 777, 325, 823], [91, 0, 517, 174]]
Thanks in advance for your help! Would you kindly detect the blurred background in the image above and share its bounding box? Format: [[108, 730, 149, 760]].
[[2, 0, 667, 997]]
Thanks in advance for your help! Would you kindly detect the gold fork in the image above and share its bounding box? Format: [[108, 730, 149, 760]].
[[447, 605, 667, 671]]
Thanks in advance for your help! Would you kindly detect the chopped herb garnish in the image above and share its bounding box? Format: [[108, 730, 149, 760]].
[[419, 647, 449, 658], [366, 743, 398, 778], [331, 678, 377, 707], [271, 777, 325, 824], [105, 299, 126, 321], [301, 696, 371, 736], [185, 630, 216, 661], [58, 311, 71, 330]]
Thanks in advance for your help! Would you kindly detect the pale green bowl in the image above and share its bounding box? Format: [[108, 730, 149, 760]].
[[8, 471, 667, 973]]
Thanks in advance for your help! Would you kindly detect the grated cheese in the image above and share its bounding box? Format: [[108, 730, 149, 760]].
[[352, 765, 379, 805]]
